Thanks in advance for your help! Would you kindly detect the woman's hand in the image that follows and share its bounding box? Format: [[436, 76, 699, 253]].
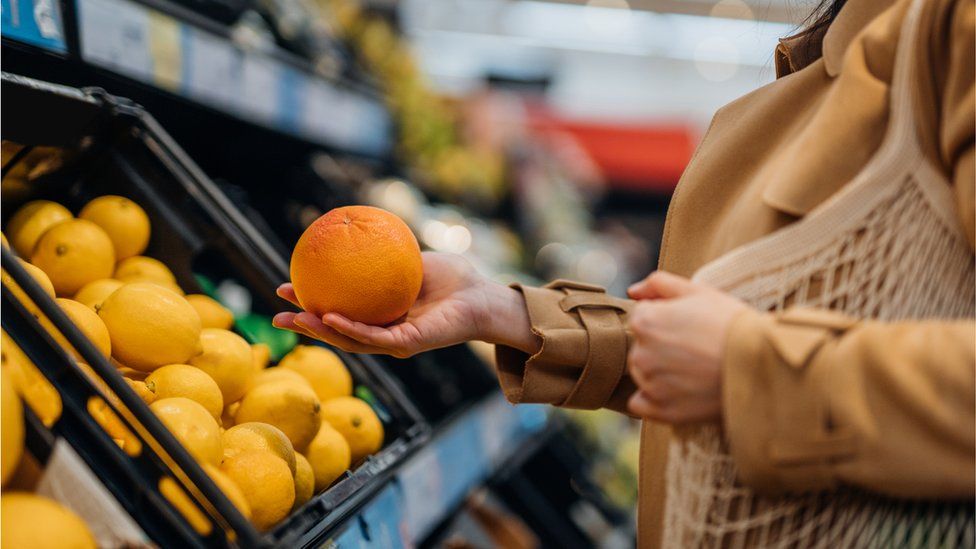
[[625, 271, 749, 424], [272, 252, 540, 358]]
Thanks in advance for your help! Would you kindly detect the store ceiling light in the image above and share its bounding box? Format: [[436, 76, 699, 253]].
[[402, 0, 794, 67]]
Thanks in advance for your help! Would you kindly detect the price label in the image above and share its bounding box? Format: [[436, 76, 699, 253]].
[[78, 0, 152, 81], [240, 54, 279, 124], [184, 27, 241, 108], [398, 446, 443, 542]]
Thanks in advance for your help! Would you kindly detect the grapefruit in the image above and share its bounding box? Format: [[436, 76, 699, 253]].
[[290, 206, 422, 326]]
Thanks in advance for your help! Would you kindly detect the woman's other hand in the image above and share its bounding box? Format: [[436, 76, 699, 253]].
[[625, 271, 749, 424], [273, 252, 539, 358]]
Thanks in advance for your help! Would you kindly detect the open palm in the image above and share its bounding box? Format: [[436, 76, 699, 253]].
[[273, 252, 491, 357]]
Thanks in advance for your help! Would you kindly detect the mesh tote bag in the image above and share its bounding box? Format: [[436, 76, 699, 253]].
[[662, 0, 976, 545]]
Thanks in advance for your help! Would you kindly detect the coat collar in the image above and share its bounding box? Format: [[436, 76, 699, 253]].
[[775, 0, 896, 78]]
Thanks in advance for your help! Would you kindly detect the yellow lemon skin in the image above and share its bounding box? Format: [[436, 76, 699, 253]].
[[203, 464, 251, 520], [235, 381, 322, 451], [125, 378, 156, 404], [280, 345, 353, 402], [1, 368, 24, 486], [73, 278, 124, 310], [114, 255, 175, 284], [1, 493, 97, 549], [292, 453, 314, 510], [38, 298, 112, 360], [251, 343, 270, 372], [31, 219, 115, 296], [98, 283, 202, 372], [220, 450, 295, 531], [188, 329, 254, 404], [6, 200, 72, 257], [2, 331, 61, 427], [319, 397, 383, 464], [2, 259, 56, 316], [150, 397, 223, 466], [145, 364, 224, 419], [252, 367, 312, 390], [78, 195, 151, 260], [120, 275, 184, 296], [186, 294, 234, 330], [1, 232, 8, 248], [303, 423, 351, 492], [222, 422, 297, 476]]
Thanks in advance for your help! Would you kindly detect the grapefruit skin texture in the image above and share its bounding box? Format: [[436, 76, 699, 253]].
[[290, 206, 423, 326]]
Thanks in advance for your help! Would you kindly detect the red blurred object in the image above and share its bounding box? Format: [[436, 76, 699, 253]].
[[528, 107, 697, 192]]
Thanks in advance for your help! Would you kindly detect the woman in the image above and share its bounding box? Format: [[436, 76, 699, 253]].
[[274, 0, 975, 545]]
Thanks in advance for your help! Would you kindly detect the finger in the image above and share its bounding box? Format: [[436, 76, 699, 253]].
[[628, 271, 699, 300], [322, 313, 406, 351], [627, 391, 663, 418], [292, 312, 379, 352], [272, 312, 318, 339], [276, 284, 302, 308]]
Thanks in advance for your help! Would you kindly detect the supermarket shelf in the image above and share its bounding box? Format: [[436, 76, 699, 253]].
[[3, 0, 392, 157], [331, 393, 549, 546], [1, 0, 69, 53]]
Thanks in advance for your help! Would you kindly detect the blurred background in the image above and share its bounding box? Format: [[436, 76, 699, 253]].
[[3, 0, 808, 545]]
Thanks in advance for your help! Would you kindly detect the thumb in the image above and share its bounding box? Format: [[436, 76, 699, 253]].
[[628, 271, 699, 300]]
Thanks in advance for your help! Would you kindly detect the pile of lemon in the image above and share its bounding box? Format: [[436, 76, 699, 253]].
[[1, 195, 385, 533]]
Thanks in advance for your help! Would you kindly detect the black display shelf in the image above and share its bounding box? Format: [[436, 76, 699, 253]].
[[1, 71, 428, 547]]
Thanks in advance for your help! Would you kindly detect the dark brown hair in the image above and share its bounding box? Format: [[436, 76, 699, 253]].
[[803, 0, 849, 35]]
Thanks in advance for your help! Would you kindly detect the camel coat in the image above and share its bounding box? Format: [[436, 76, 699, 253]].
[[493, 0, 975, 546]]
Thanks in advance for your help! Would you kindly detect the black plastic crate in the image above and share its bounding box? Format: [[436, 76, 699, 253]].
[[1, 71, 428, 547]]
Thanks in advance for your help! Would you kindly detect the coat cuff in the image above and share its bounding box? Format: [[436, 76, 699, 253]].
[[495, 280, 634, 411], [723, 307, 859, 493]]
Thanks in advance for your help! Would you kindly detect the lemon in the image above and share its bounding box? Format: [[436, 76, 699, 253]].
[[186, 294, 234, 329], [121, 275, 184, 296], [220, 450, 295, 531], [38, 298, 112, 360], [280, 345, 353, 402], [236, 381, 322, 451], [1, 368, 24, 486], [31, 219, 115, 296], [1, 232, 8, 248], [252, 367, 311, 389], [1, 493, 97, 549], [2, 259, 56, 315], [292, 453, 314, 510], [320, 397, 383, 463], [98, 283, 202, 372], [2, 331, 61, 427], [203, 464, 251, 520], [114, 255, 176, 284], [6, 200, 72, 257], [78, 195, 150, 260], [221, 401, 240, 428], [126, 378, 156, 404], [150, 397, 222, 465], [222, 422, 297, 476], [303, 423, 351, 491], [251, 343, 270, 371], [188, 329, 254, 404], [145, 364, 223, 419], [73, 278, 124, 310]]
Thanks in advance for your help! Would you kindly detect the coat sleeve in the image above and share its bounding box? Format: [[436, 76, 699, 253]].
[[494, 280, 638, 415], [723, 308, 975, 498]]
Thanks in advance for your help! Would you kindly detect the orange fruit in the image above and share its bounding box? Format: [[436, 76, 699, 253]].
[[290, 206, 422, 326]]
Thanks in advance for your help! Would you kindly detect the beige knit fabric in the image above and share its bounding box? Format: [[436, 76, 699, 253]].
[[663, 0, 976, 545]]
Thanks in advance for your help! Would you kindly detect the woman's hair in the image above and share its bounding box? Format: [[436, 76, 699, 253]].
[[803, 0, 849, 35]]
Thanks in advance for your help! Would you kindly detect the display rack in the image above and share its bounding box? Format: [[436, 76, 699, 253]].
[[2, 0, 392, 158], [333, 395, 548, 546], [1, 71, 427, 547]]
